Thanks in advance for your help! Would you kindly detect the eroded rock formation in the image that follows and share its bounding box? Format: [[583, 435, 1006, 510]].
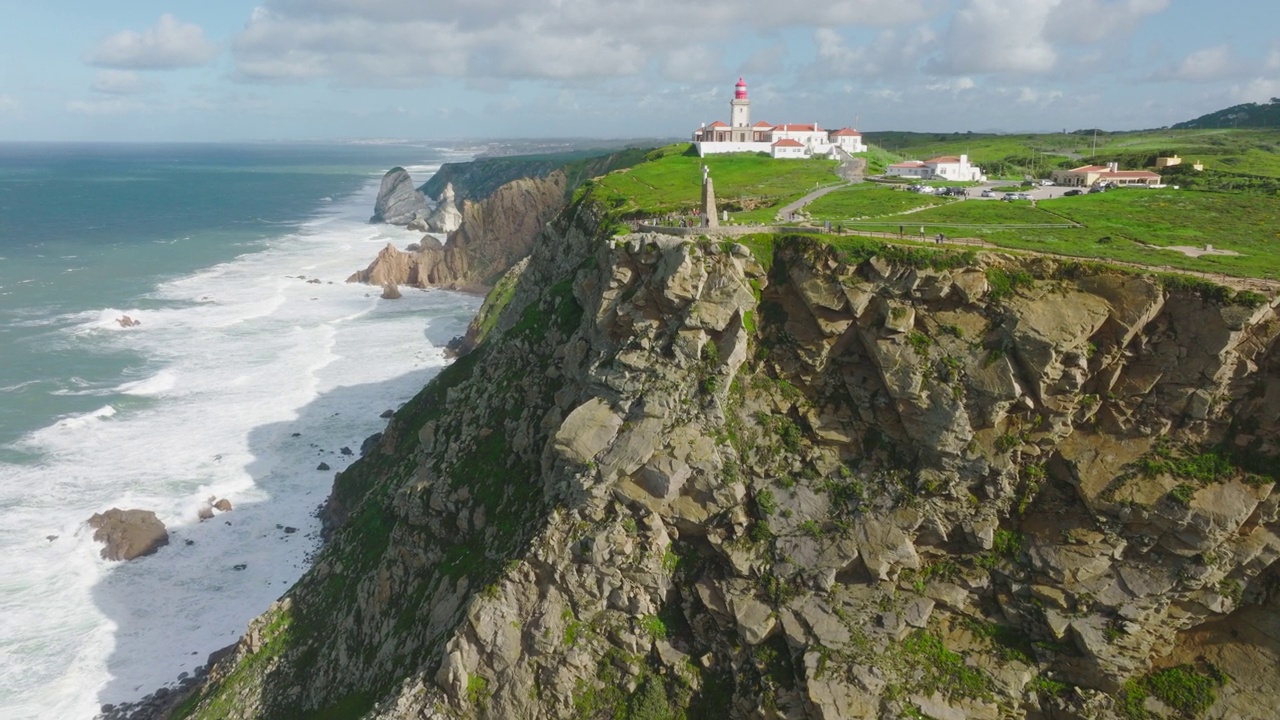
[[183, 203, 1280, 719], [350, 172, 567, 292], [87, 508, 169, 561], [371, 168, 429, 226]]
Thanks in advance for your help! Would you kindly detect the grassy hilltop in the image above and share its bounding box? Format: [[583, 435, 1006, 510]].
[[587, 128, 1280, 281], [864, 127, 1280, 190]]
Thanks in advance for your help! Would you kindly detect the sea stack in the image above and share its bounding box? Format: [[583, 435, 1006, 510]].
[[370, 167, 428, 226]]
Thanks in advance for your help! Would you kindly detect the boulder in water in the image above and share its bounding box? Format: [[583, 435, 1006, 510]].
[[214, 498, 233, 512], [370, 167, 429, 226], [116, 315, 141, 328], [87, 508, 169, 561], [381, 283, 402, 300]]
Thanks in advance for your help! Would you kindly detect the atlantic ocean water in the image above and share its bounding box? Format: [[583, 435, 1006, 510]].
[[0, 142, 480, 718]]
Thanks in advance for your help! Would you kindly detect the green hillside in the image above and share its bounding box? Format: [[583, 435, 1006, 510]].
[[1173, 99, 1280, 130], [862, 127, 1280, 183], [590, 144, 838, 222]]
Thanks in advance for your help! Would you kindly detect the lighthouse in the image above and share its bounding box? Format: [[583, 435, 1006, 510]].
[[730, 77, 751, 134]]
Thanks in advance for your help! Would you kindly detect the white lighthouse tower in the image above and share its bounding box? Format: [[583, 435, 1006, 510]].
[[730, 77, 750, 141]]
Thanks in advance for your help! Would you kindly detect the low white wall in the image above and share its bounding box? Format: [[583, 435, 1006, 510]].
[[697, 141, 772, 156]]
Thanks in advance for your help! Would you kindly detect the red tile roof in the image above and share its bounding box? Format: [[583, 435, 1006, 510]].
[[830, 128, 861, 136], [890, 161, 926, 167], [707, 120, 729, 128], [753, 121, 773, 128], [926, 155, 961, 164], [773, 138, 805, 148], [1067, 165, 1110, 173], [1101, 170, 1161, 178], [773, 124, 820, 132]]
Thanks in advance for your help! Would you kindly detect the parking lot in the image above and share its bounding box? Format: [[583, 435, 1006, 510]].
[[965, 182, 1073, 201]]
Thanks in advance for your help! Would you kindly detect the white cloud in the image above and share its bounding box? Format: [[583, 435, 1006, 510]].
[[813, 26, 937, 77], [929, 0, 1059, 75], [660, 46, 724, 83], [1233, 78, 1280, 105], [1172, 45, 1233, 82], [739, 43, 789, 77], [87, 14, 218, 70], [66, 98, 146, 116], [91, 70, 158, 95], [1045, 0, 1169, 45], [928, 0, 1168, 76], [1017, 87, 1064, 105], [231, 0, 939, 85], [926, 77, 976, 94]]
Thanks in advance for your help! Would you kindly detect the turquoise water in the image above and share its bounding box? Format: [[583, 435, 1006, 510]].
[[0, 143, 425, 450], [0, 142, 481, 718]]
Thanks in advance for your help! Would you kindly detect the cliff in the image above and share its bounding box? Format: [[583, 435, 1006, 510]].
[[421, 148, 649, 204], [178, 196, 1280, 720], [349, 172, 567, 292]]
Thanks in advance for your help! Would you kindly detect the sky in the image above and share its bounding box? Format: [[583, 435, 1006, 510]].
[[0, 0, 1278, 142]]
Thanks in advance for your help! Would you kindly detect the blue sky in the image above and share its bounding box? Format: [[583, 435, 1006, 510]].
[[1, 1, 1277, 142]]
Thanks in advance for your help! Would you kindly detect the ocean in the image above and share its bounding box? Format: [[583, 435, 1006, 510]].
[[0, 142, 480, 718]]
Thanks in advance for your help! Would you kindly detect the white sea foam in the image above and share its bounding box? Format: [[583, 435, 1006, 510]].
[[115, 371, 178, 397], [0, 164, 481, 718]]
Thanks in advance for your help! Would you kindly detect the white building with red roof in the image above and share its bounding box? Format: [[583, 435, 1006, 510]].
[[692, 78, 866, 159], [887, 154, 985, 181], [1051, 162, 1161, 187]]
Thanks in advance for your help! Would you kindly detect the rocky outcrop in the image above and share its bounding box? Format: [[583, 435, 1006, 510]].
[[87, 508, 168, 561], [181, 201, 1280, 720], [370, 167, 429, 226], [424, 183, 463, 234], [349, 172, 566, 292]]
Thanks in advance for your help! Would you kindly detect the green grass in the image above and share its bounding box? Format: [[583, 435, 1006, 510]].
[[898, 630, 995, 701], [863, 127, 1280, 180], [592, 144, 838, 222], [849, 188, 1280, 279], [805, 184, 949, 220], [881, 199, 1069, 226], [1117, 664, 1226, 719]]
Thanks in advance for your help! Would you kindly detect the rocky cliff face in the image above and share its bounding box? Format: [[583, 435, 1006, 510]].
[[421, 183, 463, 234], [180, 197, 1280, 720], [350, 172, 567, 292], [371, 167, 430, 226]]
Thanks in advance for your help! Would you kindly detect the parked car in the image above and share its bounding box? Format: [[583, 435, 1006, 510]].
[[1063, 189, 1083, 197], [1087, 185, 1105, 194], [980, 189, 995, 198], [1040, 179, 1054, 186]]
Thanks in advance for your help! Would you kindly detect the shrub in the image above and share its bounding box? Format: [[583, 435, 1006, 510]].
[[986, 267, 1035, 301]]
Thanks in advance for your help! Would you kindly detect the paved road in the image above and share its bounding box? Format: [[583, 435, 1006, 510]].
[[775, 182, 851, 220]]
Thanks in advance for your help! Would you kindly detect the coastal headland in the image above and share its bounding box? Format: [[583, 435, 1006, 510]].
[[160, 126, 1280, 720]]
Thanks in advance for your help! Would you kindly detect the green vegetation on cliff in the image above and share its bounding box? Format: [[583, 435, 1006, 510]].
[[423, 147, 650, 203], [181, 152, 1280, 720], [590, 144, 837, 222]]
